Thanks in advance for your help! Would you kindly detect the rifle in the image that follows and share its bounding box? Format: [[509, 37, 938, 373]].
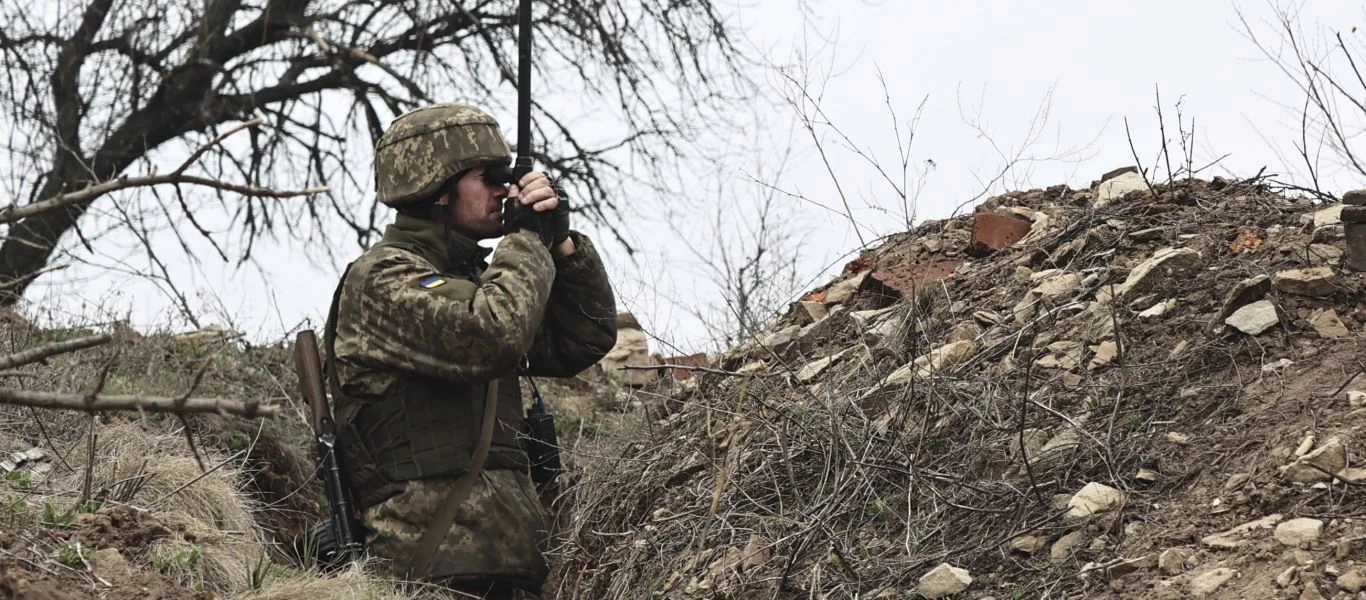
[[294, 330, 363, 566]]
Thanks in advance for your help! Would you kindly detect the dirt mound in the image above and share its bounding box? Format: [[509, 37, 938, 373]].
[[551, 173, 1366, 599], [68, 505, 172, 553]]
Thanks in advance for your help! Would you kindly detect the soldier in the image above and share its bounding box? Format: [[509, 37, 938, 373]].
[[324, 102, 618, 598]]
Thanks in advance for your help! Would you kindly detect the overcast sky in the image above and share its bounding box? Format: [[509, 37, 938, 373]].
[[25, 0, 1366, 355]]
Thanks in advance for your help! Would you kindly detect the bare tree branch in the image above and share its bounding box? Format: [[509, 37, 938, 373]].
[[0, 388, 277, 418], [0, 333, 113, 370]]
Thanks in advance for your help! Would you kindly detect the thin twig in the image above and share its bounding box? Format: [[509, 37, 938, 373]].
[[619, 363, 773, 378]]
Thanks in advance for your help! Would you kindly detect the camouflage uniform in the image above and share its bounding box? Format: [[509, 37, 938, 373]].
[[327, 103, 617, 596]]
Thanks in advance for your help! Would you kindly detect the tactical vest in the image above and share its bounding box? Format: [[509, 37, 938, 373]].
[[324, 245, 531, 510]]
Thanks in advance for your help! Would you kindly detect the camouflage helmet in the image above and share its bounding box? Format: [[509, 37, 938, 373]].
[[373, 102, 512, 207]]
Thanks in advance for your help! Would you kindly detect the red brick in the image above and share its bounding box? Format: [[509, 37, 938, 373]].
[[969, 212, 1033, 256], [870, 259, 960, 297]]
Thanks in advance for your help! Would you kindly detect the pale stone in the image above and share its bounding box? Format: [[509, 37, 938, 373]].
[[1201, 514, 1284, 549], [1089, 341, 1119, 370], [1031, 273, 1084, 300], [1034, 341, 1084, 370], [1010, 536, 1049, 553], [1284, 436, 1348, 483], [826, 271, 869, 304], [917, 563, 972, 599], [948, 321, 982, 345], [1159, 547, 1192, 575], [1224, 299, 1278, 335], [1308, 243, 1344, 265], [1309, 309, 1351, 339], [1274, 518, 1324, 548], [1350, 391, 1366, 408], [1274, 267, 1339, 297], [1050, 530, 1088, 563], [88, 548, 132, 585], [1275, 566, 1298, 588], [1338, 569, 1366, 593], [1139, 299, 1176, 318], [850, 306, 897, 328], [881, 340, 977, 385], [600, 319, 658, 386], [798, 301, 828, 322], [1114, 247, 1201, 301], [1096, 171, 1149, 207], [1189, 568, 1237, 596], [1064, 482, 1127, 523], [1314, 204, 1345, 228], [796, 355, 836, 383]]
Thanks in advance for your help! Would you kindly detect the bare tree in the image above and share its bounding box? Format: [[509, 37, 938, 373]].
[[0, 0, 754, 304], [1235, 3, 1366, 194]]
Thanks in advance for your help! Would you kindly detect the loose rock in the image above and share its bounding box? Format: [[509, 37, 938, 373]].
[[1214, 275, 1271, 324], [917, 563, 972, 599], [1314, 204, 1345, 228], [1201, 514, 1283, 549], [1309, 309, 1351, 338], [1050, 531, 1088, 563], [1274, 267, 1338, 297], [1113, 247, 1201, 301], [1275, 566, 1298, 588], [1064, 482, 1127, 524], [1284, 436, 1349, 483], [1224, 299, 1279, 335], [1010, 536, 1049, 554], [1095, 171, 1149, 207], [1337, 569, 1366, 593], [1274, 518, 1324, 548], [1189, 568, 1237, 596], [1159, 547, 1193, 575]]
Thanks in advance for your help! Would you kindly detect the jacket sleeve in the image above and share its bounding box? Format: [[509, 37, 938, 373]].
[[523, 231, 619, 377], [341, 230, 555, 383]]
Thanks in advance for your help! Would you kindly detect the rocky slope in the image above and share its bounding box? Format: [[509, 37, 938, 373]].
[[550, 171, 1366, 599]]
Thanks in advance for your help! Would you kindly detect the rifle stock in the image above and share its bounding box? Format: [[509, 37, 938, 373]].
[[294, 330, 363, 565]]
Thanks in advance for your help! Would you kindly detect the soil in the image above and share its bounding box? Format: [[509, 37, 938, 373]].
[[67, 505, 171, 553]]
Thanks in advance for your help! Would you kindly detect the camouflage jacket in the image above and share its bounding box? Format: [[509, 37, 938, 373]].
[[328, 214, 616, 588], [333, 214, 618, 394]]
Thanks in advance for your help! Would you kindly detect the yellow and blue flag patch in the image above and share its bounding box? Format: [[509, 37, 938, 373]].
[[419, 276, 447, 289]]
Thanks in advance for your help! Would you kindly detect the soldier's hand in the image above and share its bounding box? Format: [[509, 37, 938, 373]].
[[512, 172, 559, 213]]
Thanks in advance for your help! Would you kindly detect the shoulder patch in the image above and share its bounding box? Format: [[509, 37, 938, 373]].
[[418, 276, 447, 289]]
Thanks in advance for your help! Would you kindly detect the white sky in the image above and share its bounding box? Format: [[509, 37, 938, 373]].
[[23, 0, 1366, 355]]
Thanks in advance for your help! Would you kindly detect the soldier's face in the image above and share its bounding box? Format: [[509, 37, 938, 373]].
[[444, 166, 509, 239]]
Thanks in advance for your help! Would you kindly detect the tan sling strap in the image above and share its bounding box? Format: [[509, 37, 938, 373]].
[[405, 379, 499, 579]]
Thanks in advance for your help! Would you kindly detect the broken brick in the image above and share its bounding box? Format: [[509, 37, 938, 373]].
[[870, 260, 961, 298], [968, 212, 1033, 257]]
